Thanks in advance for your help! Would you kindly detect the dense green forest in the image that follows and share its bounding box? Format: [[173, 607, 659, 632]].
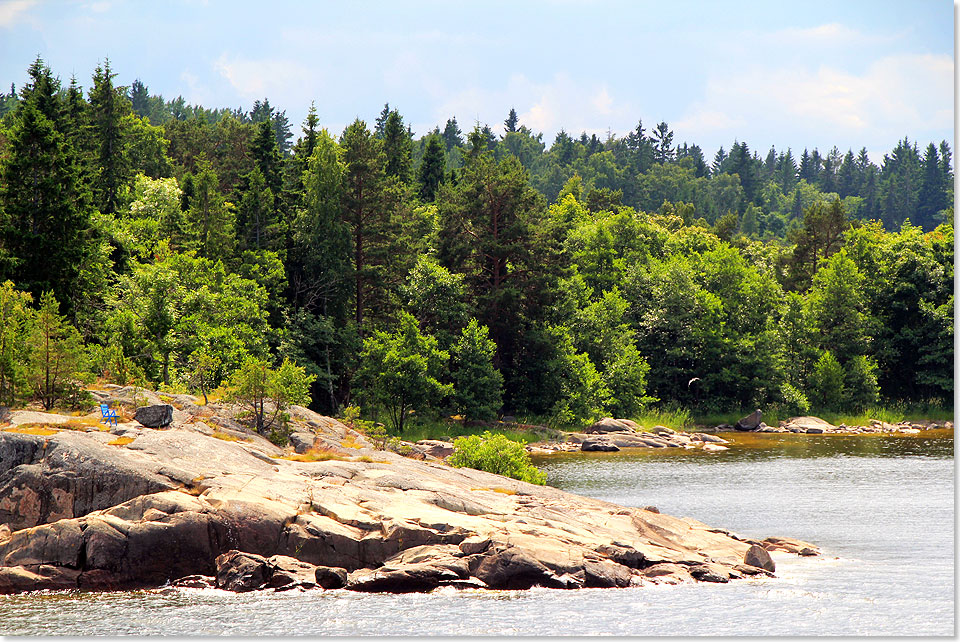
[[0, 58, 953, 433]]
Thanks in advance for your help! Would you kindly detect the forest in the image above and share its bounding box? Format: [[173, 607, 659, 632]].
[[0, 58, 953, 437]]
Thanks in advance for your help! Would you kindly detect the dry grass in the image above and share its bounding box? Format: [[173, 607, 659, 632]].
[[471, 487, 518, 495], [108, 436, 135, 446], [281, 448, 348, 462], [4, 424, 59, 436], [210, 430, 246, 442], [340, 436, 364, 450]]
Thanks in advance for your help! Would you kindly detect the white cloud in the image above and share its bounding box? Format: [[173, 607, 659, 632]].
[[675, 53, 953, 149], [213, 54, 316, 102], [764, 22, 903, 47], [0, 0, 37, 28], [428, 73, 637, 139], [88, 2, 112, 13]]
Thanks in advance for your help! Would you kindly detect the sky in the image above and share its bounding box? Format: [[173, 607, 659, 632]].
[[0, 0, 954, 161]]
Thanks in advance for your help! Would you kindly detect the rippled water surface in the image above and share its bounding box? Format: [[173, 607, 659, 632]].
[[0, 431, 953, 636]]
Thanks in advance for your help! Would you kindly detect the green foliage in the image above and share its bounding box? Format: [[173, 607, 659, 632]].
[[27, 292, 86, 410], [451, 319, 503, 421], [779, 382, 811, 417], [0, 281, 33, 405], [449, 431, 546, 485], [223, 356, 315, 439], [354, 312, 452, 432], [808, 351, 845, 412], [843, 355, 880, 412]]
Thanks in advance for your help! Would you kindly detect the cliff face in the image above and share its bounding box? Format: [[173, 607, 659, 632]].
[[0, 396, 817, 593]]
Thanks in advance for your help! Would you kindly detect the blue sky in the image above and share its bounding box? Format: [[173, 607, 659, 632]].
[[0, 0, 953, 161]]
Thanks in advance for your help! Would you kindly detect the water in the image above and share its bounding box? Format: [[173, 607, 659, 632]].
[[0, 431, 953, 636]]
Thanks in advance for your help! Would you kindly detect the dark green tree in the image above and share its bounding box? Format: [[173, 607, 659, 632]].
[[417, 134, 446, 201]]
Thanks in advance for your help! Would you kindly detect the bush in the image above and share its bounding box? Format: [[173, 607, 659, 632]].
[[449, 431, 546, 485]]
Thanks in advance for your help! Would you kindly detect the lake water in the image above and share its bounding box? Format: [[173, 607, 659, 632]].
[[0, 430, 953, 636]]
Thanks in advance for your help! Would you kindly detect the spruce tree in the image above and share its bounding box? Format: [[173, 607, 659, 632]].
[[417, 134, 446, 201], [0, 95, 91, 318], [89, 60, 132, 216], [382, 110, 413, 182], [504, 108, 519, 133]]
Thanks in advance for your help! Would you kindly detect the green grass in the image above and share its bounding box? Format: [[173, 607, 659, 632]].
[[693, 402, 952, 430], [377, 417, 552, 445]]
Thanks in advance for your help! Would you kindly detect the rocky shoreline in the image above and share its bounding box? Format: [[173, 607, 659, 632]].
[[0, 387, 819, 595], [523, 411, 953, 454]]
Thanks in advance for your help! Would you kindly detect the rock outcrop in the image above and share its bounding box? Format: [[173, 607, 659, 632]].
[[0, 399, 819, 595]]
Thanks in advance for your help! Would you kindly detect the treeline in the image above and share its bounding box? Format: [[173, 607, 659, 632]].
[[0, 58, 952, 429]]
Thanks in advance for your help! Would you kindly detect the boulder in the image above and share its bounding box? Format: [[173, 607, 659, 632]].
[[170, 574, 217, 589], [780, 416, 836, 433], [743, 544, 775, 572], [581, 437, 620, 452], [134, 404, 174, 428], [264, 555, 317, 589], [735, 409, 762, 431], [215, 550, 270, 592], [314, 566, 348, 589], [289, 431, 317, 454], [415, 440, 455, 459], [585, 418, 637, 434], [471, 546, 577, 590]]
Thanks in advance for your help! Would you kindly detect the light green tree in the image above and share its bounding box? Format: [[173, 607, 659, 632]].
[[0, 281, 33, 405], [27, 292, 85, 410], [354, 312, 452, 432], [224, 356, 314, 438]]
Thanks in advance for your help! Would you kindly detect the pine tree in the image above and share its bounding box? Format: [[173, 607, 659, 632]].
[[251, 120, 283, 194], [374, 103, 391, 139], [917, 143, 947, 230], [236, 167, 277, 251], [341, 119, 392, 337], [651, 122, 674, 163]]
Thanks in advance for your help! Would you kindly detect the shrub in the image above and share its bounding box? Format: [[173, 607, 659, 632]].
[[449, 431, 546, 485]]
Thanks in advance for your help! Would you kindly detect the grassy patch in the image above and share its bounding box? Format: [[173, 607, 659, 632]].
[[108, 436, 135, 446], [397, 419, 547, 445], [4, 424, 58, 436], [281, 448, 347, 462], [340, 435, 365, 449], [694, 403, 952, 429], [210, 429, 247, 442]]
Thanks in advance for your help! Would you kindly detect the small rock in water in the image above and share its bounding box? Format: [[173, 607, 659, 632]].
[[642, 506, 660, 513], [735, 409, 763, 431], [743, 544, 776, 572]]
